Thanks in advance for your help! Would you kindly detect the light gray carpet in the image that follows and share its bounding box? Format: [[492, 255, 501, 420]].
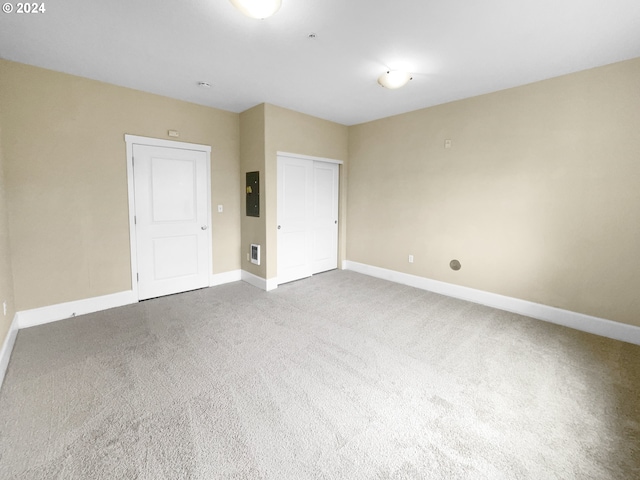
[[0, 270, 638, 479]]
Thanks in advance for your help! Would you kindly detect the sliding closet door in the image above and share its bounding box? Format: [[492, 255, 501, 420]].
[[277, 157, 314, 284], [311, 161, 339, 274], [277, 155, 339, 285]]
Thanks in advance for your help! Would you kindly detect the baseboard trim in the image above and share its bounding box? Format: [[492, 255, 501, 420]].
[[266, 278, 278, 291], [241, 271, 278, 291], [241, 270, 266, 290], [0, 313, 19, 390], [16, 270, 245, 330], [16, 290, 137, 330], [210, 269, 242, 287], [344, 261, 640, 346]]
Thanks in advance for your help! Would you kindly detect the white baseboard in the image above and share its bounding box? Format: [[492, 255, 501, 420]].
[[16, 270, 245, 331], [0, 313, 19, 390], [16, 290, 137, 330], [241, 270, 278, 291], [266, 278, 278, 291], [241, 270, 266, 290], [344, 261, 640, 346], [210, 269, 242, 287]]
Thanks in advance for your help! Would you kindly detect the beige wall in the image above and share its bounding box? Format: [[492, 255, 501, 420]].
[[0, 126, 16, 345], [239, 104, 267, 278], [239, 103, 348, 281], [2, 55, 638, 334], [0, 59, 241, 311], [264, 104, 349, 279], [348, 58, 640, 327]]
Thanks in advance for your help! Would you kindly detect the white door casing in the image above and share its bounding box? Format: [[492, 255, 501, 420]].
[[125, 135, 212, 301], [277, 153, 340, 285]]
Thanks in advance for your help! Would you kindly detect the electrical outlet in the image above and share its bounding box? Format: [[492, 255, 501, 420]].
[[408, 255, 414, 263], [2, 301, 6, 316], [247, 253, 250, 261], [444, 139, 452, 149]]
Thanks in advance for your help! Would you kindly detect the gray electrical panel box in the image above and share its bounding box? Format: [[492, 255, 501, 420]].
[[246, 171, 260, 217]]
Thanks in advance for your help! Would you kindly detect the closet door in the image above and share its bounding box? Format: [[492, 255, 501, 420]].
[[311, 161, 339, 274], [277, 155, 339, 285], [277, 157, 314, 284]]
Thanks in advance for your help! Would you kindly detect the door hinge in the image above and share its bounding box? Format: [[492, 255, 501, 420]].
[[134, 215, 137, 225], [136, 273, 139, 282]]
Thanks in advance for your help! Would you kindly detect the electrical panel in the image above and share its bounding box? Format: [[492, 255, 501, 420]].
[[246, 171, 260, 217]]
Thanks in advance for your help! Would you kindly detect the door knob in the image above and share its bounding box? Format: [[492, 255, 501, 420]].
[[201, 225, 208, 230], [278, 225, 281, 229]]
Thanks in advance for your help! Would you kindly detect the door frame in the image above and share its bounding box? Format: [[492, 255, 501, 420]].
[[125, 134, 212, 300], [276, 151, 343, 286], [277, 151, 343, 166]]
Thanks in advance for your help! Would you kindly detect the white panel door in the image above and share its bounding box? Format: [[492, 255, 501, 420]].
[[133, 144, 210, 300], [277, 155, 339, 285], [311, 162, 339, 274], [277, 157, 313, 284]]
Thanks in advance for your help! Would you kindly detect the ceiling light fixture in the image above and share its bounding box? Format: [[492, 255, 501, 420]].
[[377, 70, 413, 89], [229, 0, 282, 19]]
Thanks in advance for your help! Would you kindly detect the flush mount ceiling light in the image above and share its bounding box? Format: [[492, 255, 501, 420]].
[[229, 0, 282, 19], [377, 70, 413, 89]]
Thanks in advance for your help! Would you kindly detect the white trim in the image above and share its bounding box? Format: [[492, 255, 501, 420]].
[[125, 134, 213, 301], [210, 269, 242, 287], [241, 270, 279, 291], [0, 314, 19, 390], [241, 270, 266, 290], [277, 151, 343, 165], [16, 290, 137, 330], [266, 278, 278, 291], [204, 153, 213, 288], [344, 261, 640, 346], [125, 138, 139, 300], [13, 269, 240, 332], [125, 134, 211, 153]]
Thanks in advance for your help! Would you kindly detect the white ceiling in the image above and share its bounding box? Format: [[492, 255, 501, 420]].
[[1, 0, 639, 125]]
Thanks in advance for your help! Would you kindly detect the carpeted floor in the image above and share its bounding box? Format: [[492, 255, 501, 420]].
[[0, 270, 638, 479]]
